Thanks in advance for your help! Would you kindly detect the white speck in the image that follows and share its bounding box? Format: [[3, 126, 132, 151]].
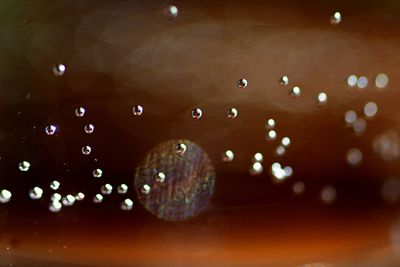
[[93, 168, 103, 178], [45, 125, 57, 136], [154, 172, 166, 183], [250, 162, 263, 175], [253, 152, 263, 162], [100, 183, 113, 195], [176, 143, 187, 156], [50, 180, 60, 190], [121, 198, 134, 211], [62, 194, 75, 206], [29, 187, 43, 200], [375, 73, 389, 89], [53, 63, 66, 76], [363, 101, 378, 118], [227, 108, 238, 119], [265, 118, 276, 130], [289, 86, 301, 98], [347, 75, 358, 87], [0, 189, 12, 203], [222, 150, 234, 162], [267, 130, 277, 141], [316, 92, 328, 105], [18, 161, 30, 172], [279, 76, 289, 86], [84, 124, 94, 134], [132, 105, 144, 116], [49, 201, 62, 212], [93, 193, 103, 203], [75, 107, 86, 117], [352, 118, 367, 134], [139, 184, 151, 195], [117, 184, 128, 194], [191, 108, 202, 119], [344, 110, 357, 124], [330, 11, 342, 25], [237, 78, 248, 89], [281, 137, 291, 147], [347, 148, 363, 166], [75, 192, 85, 201], [357, 76, 368, 89], [275, 145, 286, 156]]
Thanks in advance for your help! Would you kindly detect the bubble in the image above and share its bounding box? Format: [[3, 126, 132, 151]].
[[375, 73, 389, 89], [49, 201, 62, 212], [283, 166, 293, 177], [93, 193, 103, 203], [167, 5, 178, 18], [330, 11, 342, 25], [100, 183, 113, 195], [321, 185, 337, 204], [154, 172, 166, 183], [53, 63, 66, 76], [363, 101, 378, 118], [344, 110, 357, 124], [121, 198, 134, 211], [135, 139, 215, 221], [45, 125, 57, 136], [117, 184, 128, 194], [62, 194, 75, 206], [75, 107, 85, 117], [176, 143, 187, 156], [271, 162, 286, 180], [347, 75, 358, 87], [352, 118, 367, 134], [51, 193, 62, 202], [281, 137, 291, 147], [0, 189, 12, 203], [132, 105, 144, 116], [382, 177, 400, 204], [250, 162, 263, 175], [275, 145, 286, 156], [253, 152, 263, 162], [346, 148, 363, 166], [357, 76, 368, 89], [265, 118, 276, 130], [279, 75, 289, 86], [75, 192, 85, 201], [84, 124, 94, 134], [227, 108, 238, 119], [92, 168, 103, 178], [222, 150, 234, 162], [18, 161, 31, 172], [373, 131, 400, 161], [293, 181, 305, 195], [29, 187, 43, 200], [316, 92, 328, 105], [50, 180, 60, 190], [289, 86, 301, 98], [237, 78, 248, 89], [191, 108, 203, 119], [267, 130, 277, 141], [81, 145, 92, 155]]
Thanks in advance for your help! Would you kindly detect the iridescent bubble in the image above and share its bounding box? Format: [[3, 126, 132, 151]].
[[279, 75, 289, 86], [347, 75, 358, 87], [275, 145, 286, 156], [53, 63, 66, 76], [29, 187, 43, 200], [289, 86, 301, 98], [50, 180, 60, 190], [132, 105, 144, 116], [316, 92, 328, 105], [45, 125, 57, 136], [330, 11, 342, 25], [75, 107, 85, 117], [267, 130, 277, 141], [75, 192, 85, 201], [93, 193, 103, 203], [49, 201, 62, 212], [281, 137, 291, 147], [265, 118, 276, 130], [344, 110, 357, 124], [227, 108, 238, 119], [363, 101, 378, 118], [222, 150, 234, 162], [117, 184, 128, 194], [346, 148, 363, 166], [321, 185, 337, 204], [352, 118, 367, 134], [191, 108, 203, 119], [292, 181, 305, 195], [176, 143, 187, 156], [121, 198, 133, 211], [81, 145, 92, 155], [84, 124, 94, 134], [250, 162, 263, 175], [19, 161, 31, 172], [357, 76, 368, 89], [62, 194, 75, 206], [0, 189, 12, 203], [154, 172, 166, 183], [237, 78, 248, 89], [92, 168, 103, 178], [135, 139, 215, 221], [375, 73, 389, 89], [100, 183, 113, 195]]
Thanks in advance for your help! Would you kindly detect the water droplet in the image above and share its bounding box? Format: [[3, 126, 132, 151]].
[[289, 86, 301, 98], [51, 193, 61, 202], [81, 145, 92, 155], [375, 73, 389, 89], [50, 180, 60, 190], [0, 189, 12, 203], [316, 92, 328, 105], [154, 172, 166, 183], [62, 194, 75, 206], [344, 110, 357, 124], [227, 108, 238, 119], [75, 192, 85, 201], [267, 130, 277, 141], [357, 76, 368, 89], [191, 108, 202, 119], [132, 105, 143, 116], [330, 11, 342, 25], [29, 187, 43, 200], [75, 107, 85, 117], [121, 198, 133, 211], [167, 5, 178, 18], [347, 148, 363, 166], [139, 184, 151, 195], [275, 145, 286, 156], [293, 181, 305, 195], [279, 75, 289, 86], [84, 124, 94, 134], [53, 63, 66, 76], [352, 118, 367, 134], [45, 125, 57, 136], [18, 161, 30, 172], [93, 193, 103, 203], [237, 78, 248, 89], [100, 183, 113, 195], [117, 184, 128, 194], [265, 118, 276, 130], [321, 185, 337, 204], [250, 162, 263, 175], [222, 150, 234, 162], [347, 75, 358, 87], [253, 152, 263, 162], [176, 143, 187, 156], [281, 137, 291, 147], [49, 201, 62, 212], [92, 168, 103, 178], [363, 101, 378, 118]]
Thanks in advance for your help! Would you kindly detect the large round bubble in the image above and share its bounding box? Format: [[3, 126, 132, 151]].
[[135, 139, 215, 221]]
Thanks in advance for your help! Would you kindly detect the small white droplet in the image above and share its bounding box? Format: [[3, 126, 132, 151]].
[[81, 145, 92, 155], [93, 168, 103, 178], [100, 183, 113, 195], [227, 108, 238, 119], [53, 63, 66, 76], [93, 193, 103, 203], [45, 125, 57, 136], [347, 148, 363, 166], [176, 143, 187, 156], [352, 118, 367, 134], [121, 198, 134, 211], [75, 192, 85, 201], [139, 184, 151, 195], [265, 118, 276, 130], [84, 124, 94, 134], [250, 162, 263, 175], [237, 78, 248, 89], [18, 161, 31, 172], [117, 184, 128, 194], [344, 110, 357, 124], [191, 108, 202, 119], [0, 189, 12, 203], [363, 101, 378, 118], [357, 76, 368, 89], [330, 11, 342, 25], [75, 107, 86, 117], [267, 130, 277, 141], [316, 92, 328, 105], [222, 150, 234, 162], [279, 76, 289, 86], [132, 105, 143, 116], [289, 86, 301, 98], [29, 186, 43, 200], [271, 162, 286, 180], [281, 137, 291, 147], [62, 194, 75, 206], [51, 193, 62, 202], [49, 201, 62, 212], [275, 145, 286, 156], [253, 152, 263, 162], [154, 172, 166, 183], [347, 75, 358, 87], [167, 5, 178, 18], [375, 73, 389, 89]]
